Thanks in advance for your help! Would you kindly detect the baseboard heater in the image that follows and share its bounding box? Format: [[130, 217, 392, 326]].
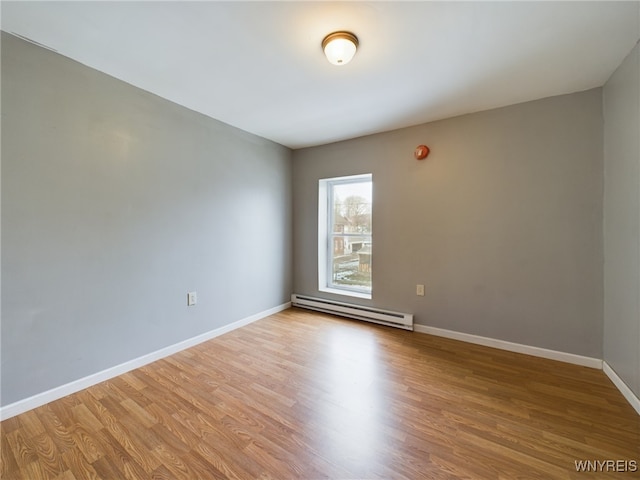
[[291, 294, 413, 331]]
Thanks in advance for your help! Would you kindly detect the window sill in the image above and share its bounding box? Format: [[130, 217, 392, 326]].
[[319, 287, 372, 300]]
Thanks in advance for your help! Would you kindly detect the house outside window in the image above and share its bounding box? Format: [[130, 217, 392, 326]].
[[318, 174, 372, 298]]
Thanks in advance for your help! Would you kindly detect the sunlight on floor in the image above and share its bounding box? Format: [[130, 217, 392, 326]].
[[317, 327, 389, 466]]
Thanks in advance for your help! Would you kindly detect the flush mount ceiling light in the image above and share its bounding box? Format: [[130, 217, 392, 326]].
[[322, 31, 359, 66]]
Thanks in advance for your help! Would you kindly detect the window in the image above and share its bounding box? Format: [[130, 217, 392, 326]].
[[319, 174, 372, 298]]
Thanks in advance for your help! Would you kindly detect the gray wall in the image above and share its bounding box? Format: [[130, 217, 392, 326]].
[[603, 41, 640, 397], [293, 89, 604, 358], [1, 33, 292, 406]]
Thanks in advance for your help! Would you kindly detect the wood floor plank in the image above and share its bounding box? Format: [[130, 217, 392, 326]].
[[92, 428, 148, 480], [53, 470, 78, 480], [31, 432, 66, 479], [17, 410, 46, 439], [2, 308, 638, 479], [120, 399, 157, 429], [179, 450, 228, 480], [1, 426, 21, 479], [19, 460, 50, 480], [91, 454, 125, 480], [69, 424, 104, 464], [188, 440, 248, 480], [34, 405, 78, 455], [60, 448, 100, 480], [5, 429, 39, 469]]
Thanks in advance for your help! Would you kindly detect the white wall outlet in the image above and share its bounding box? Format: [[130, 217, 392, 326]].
[[416, 284, 425, 296], [187, 292, 197, 306]]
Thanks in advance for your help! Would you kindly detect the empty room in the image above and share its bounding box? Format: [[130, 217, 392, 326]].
[[1, 1, 639, 479]]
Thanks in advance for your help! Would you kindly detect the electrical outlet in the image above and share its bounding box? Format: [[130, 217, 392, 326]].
[[187, 292, 197, 306], [416, 284, 425, 296]]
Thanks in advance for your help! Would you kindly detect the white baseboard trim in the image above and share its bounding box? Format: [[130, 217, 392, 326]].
[[413, 324, 603, 369], [603, 362, 640, 416], [0, 302, 291, 421]]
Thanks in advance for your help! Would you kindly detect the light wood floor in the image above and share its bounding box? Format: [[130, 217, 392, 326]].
[[1, 308, 638, 479]]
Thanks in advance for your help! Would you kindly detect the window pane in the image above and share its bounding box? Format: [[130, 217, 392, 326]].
[[319, 173, 372, 298], [329, 236, 372, 291], [332, 182, 372, 235]]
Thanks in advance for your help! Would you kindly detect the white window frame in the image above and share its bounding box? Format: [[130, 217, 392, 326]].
[[318, 173, 372, 299]]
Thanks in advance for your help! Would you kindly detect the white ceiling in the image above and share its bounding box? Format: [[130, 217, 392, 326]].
[[2, 1, 639, 149]]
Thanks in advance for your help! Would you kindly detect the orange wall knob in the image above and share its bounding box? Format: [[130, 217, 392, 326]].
[[414, 145, 430, 160]]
